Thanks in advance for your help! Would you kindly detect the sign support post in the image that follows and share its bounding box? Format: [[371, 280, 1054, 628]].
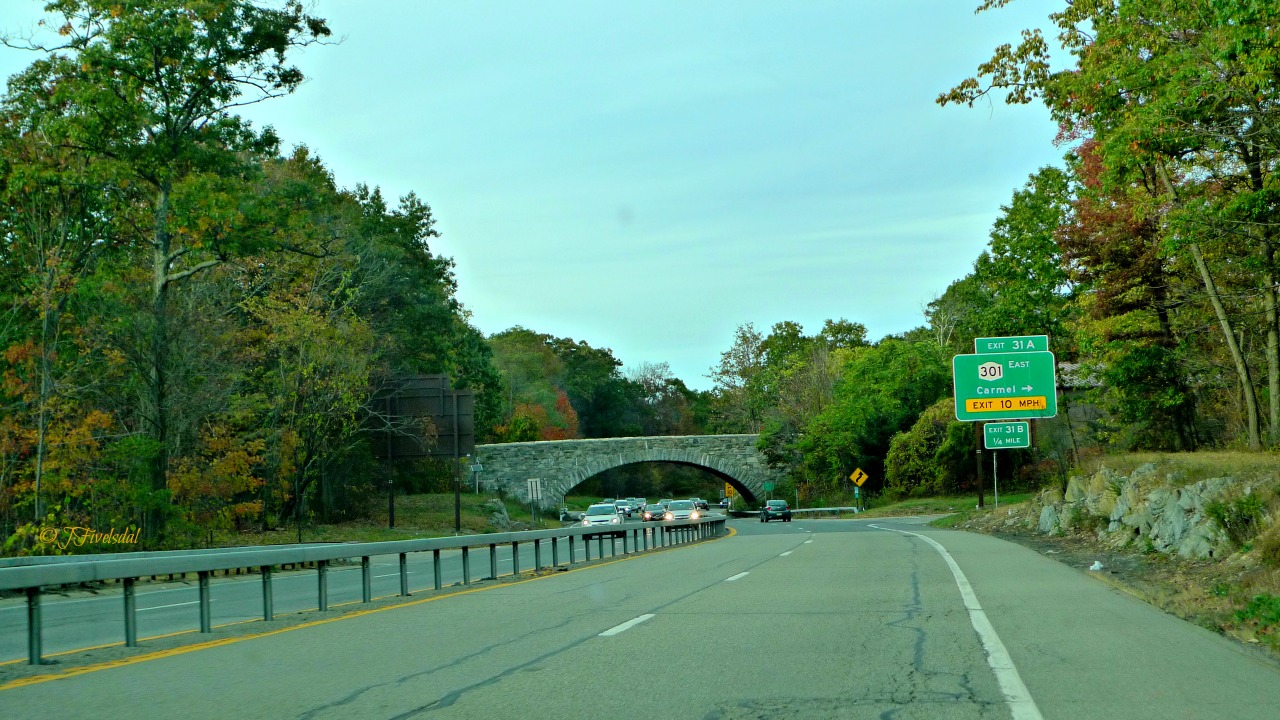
[[974, 422, 984, 508], [527, 479, 543, 528], [993, 450, 998, 508]]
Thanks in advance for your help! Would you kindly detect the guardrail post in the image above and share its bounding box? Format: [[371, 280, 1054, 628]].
[[611, 533, 618, 556], [432, 550, 442, 591], [198, 571, 212, 633], [26, 587, 42, 665], [400, 552, 411, 596], [123, 577, 137, 647], [121, 573, 136, 648], [261, 566, 274, 621], [361, 556, 372, 603], [462, 547, 471, 585], [598, 534, 605, 558], [551, 537, 559, 568], [511, 542, 520, 576], [622, 530, 630, 554], [569, 535, 577, 563], [584, 534, 592, 561], [534, 539, 542, 571], [489, 543, 498, 580], [317, 560, 329, 611]]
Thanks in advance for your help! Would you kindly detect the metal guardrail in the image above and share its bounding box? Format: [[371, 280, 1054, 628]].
[[2, 516, 726, 665], [729, 506, 861, 518]]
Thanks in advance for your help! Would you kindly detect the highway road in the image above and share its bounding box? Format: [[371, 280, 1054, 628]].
[[5, 516, 1280, 719], [0, 514, 663, 664]]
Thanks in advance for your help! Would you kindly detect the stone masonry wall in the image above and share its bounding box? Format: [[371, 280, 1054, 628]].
[[473, 434, 781, 505]]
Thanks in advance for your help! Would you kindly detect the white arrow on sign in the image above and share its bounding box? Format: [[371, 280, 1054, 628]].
[[1022, 385, 1033, 391]]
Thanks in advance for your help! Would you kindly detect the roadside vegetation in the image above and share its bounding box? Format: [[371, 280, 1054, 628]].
[[6, 1, 1280, 561]]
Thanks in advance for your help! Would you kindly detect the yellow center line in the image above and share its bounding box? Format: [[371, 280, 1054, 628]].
[[1, 524, 736, 691]]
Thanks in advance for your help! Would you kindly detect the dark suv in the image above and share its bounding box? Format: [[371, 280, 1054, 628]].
[[760, 500, 792, 523]]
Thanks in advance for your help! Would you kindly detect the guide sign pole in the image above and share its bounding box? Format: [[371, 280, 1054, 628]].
[[974, 422, 984, 508]]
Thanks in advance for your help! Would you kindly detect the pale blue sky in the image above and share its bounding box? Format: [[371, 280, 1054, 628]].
[[0, 1, 1066, 389]]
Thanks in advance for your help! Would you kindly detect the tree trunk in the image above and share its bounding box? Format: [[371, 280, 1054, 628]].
[[1263, 240, 1279, 446], [33, 287, 53, 523], [1155, 160, 1261, 450], [1188, 242, 1261, 449], [146, 186, 173, 543]]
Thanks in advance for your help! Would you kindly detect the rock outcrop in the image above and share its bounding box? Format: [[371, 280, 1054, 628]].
[[483, 499, 511, 530], [1023, 463, 1235, 559]]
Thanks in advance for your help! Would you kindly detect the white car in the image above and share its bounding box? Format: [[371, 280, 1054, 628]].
[[581, 503, 623, 528]]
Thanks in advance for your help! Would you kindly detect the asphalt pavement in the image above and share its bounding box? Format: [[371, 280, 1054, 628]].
[[5, 516, 1280, 719], [0, 514, 661, 663]]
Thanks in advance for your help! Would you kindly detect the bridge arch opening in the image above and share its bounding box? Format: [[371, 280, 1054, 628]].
[[558, 460, 759, 505]]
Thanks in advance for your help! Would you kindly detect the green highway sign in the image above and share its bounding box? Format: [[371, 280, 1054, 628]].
[[975, 335, 1049, 354], [984, 421, 1031, 449], [763, 482, 775, 492], [953, 350, 1058, 421]]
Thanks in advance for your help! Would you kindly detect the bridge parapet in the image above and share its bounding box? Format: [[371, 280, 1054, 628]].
[[473, 434, 780, 504]]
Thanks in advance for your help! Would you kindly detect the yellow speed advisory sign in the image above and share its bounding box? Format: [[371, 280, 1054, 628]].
[[964, 396, 1048, 413]]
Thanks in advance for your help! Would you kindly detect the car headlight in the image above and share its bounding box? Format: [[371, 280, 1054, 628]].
[[581, 519, 590, 526], [664, 513, 673, 520], [690, 511, 699, 520], [610, 516, 620, 524]]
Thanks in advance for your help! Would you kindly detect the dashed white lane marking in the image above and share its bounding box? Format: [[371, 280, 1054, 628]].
[[138, 600, 204, 612], [870, 524, 1043, 720], [779, 551, 793, 557], [803, 540, 813, 544], [599, 614, 655, 637], [725, 572, 749, 582]]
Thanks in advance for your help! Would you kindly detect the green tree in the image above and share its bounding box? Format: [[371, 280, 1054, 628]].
[[708, 323, 767, 432], [2, 0, 331, 537], [942, 0, 1280, 448], [885, 398, 973, 497], [798, 339, 951, 493]]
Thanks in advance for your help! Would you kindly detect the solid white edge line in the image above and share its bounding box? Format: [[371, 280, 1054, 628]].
[[779, 551, 792, 556], [599, 613, 655, 637], [725, 572, 749, 582], [869, 524, 1044, 720]]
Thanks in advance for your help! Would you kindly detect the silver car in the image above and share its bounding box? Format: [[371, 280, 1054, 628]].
[[663, 499, 699, 521]]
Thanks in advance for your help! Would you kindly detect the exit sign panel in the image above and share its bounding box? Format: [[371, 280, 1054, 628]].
[[984, 421, 1030, 449], [975, 335, 1048, 354], [953, 351, 1057, 421]]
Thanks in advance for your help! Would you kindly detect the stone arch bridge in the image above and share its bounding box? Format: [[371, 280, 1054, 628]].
[[473, 434, 781, 505]]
